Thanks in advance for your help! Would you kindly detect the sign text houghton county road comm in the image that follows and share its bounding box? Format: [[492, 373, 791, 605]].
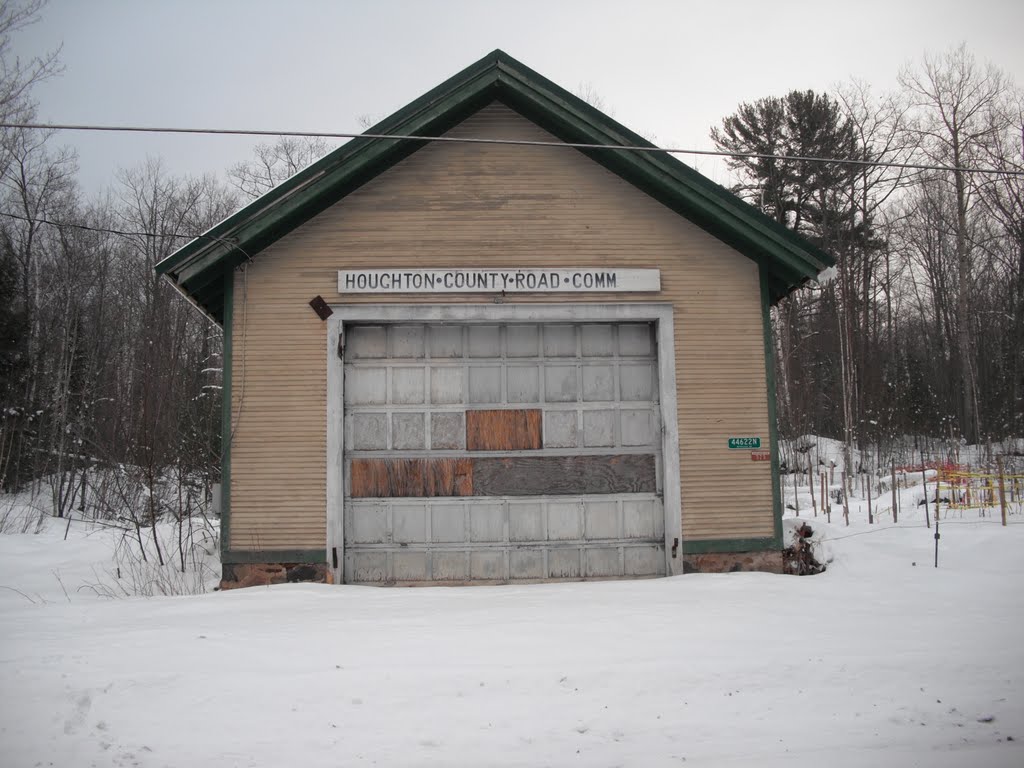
[[338, 268, 661, 294]]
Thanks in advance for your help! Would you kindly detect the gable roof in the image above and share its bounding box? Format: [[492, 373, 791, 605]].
[[156, 49, 834, 325]]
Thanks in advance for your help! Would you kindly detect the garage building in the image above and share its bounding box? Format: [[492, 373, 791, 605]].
[[156, 50, 832, 588]]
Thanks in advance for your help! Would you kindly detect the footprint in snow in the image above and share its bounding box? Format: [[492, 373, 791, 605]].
[[62, 692, 92, 735]]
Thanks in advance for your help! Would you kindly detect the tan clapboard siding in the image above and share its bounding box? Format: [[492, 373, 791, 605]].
[[228, 101, 773, 551]]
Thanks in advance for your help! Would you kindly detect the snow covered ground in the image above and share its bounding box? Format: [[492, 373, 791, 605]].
[[1, 479, 1022, 767]]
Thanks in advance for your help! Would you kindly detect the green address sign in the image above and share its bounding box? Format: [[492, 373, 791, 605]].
[[728, 437, 761, 449]]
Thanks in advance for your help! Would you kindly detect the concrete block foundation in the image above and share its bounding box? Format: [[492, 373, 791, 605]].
[[682, 550, 784, 574], [220, 562, 333, 590]]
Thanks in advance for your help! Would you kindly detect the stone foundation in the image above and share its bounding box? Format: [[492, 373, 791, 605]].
[[220, 562, 333, 590], [682, 550, 784, 574], [220, 552, 786, 587]]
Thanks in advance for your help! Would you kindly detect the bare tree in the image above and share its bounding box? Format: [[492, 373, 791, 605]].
[[227, 136, 334, 199], [976, 88, 1024, 436], [899, 44, 1008, 443], [0, 0, 61, 174], [832, 80, 916, 467]]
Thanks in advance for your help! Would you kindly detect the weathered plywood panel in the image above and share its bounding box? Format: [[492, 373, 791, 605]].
[[466, 409, 542, 451], [349, 458, 473, 498], [472, 455, 656, 496], [228, 101, 775, 551]]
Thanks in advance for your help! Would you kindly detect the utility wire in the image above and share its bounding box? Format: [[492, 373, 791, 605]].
[[0, 209, 250, 255], [2, 121, 1022, 177]]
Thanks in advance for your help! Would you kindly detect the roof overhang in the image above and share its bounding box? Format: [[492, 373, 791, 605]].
[[156, 49, 834, 325]]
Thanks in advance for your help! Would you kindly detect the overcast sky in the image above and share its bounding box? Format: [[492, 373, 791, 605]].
[[11, 0, 1024, 197]]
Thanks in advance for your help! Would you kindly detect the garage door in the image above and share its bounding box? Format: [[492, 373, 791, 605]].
[[342, 322, 666, 584]]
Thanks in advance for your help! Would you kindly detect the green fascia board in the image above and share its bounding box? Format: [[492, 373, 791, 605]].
[[760, 266, 785, 547], [157, 62, 501, 296], [492, 60, 832, 276], [167, 96, 502, 300], [219, 270, 233, 561], [156, 52, 500, 277], [168, 79, 498, 287], [156, 49, 834, 325], [497, 87, 821, 285]]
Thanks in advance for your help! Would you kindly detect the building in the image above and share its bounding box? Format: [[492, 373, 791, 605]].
[[156, 50, 832, 588]]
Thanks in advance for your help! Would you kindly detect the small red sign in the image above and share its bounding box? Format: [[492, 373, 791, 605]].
[[751, 450, 771, 462]]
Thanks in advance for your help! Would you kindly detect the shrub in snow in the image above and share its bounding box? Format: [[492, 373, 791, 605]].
[[782, 521, 826, 575]]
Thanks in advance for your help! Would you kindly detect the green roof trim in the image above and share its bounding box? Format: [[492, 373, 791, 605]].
[[156, 49, 834, 325]]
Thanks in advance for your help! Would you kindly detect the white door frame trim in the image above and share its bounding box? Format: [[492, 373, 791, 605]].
[[325, 302, 683, 583]]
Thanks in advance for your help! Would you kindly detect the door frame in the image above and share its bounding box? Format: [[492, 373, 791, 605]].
[[326, 302, 682, 584]]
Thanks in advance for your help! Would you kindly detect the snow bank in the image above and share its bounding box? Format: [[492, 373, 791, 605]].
[[1, 492, 1022, 766]]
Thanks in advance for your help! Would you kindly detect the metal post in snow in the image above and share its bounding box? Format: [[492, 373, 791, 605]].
[[793, 469, 800, 517], [809, 462, 817, 517], [821, 472, 829, 523], [922, 466, 930, 529], [867, 472, 873, 524], [934, 511, 940, 568], [997, 456, 1008, 527], [842, 471, 849, 526], [891, 458, 898, 523]]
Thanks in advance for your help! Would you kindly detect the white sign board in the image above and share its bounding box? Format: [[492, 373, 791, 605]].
[[338, 268, 660, 294]]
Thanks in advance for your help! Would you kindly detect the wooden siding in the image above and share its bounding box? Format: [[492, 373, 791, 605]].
[[228, 102, 773, 551]]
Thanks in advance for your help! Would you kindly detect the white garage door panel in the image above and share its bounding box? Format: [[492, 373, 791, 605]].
[[344, 495, 665, 582], [342, 323, 665, 584]]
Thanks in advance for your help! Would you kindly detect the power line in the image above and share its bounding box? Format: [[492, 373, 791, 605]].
[[0, 210, 195, 239], [0, 210, 249, 256], [2, 121, 1022, 178], [0, 210, 254, 326]]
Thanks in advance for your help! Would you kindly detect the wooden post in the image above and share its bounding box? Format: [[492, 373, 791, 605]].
[[997, 457, 1008, 527], [867, 473, 873, 524], [891, 459, 898, 523], [793, 469, 800, 517], [78, 467, 87, 513], [922, 466, 930, 529], [809, 462, 817, 517], [821, 472, 830, 523], [842, 471, 849, 526]]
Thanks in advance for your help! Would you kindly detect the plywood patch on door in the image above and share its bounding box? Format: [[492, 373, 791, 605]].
[[473, 455, 656, 496], [466, 409, 543, 451], [350, 458, 473, 497]]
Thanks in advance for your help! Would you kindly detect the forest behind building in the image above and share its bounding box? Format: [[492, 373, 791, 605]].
[[0, 0, 1021, 515]]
